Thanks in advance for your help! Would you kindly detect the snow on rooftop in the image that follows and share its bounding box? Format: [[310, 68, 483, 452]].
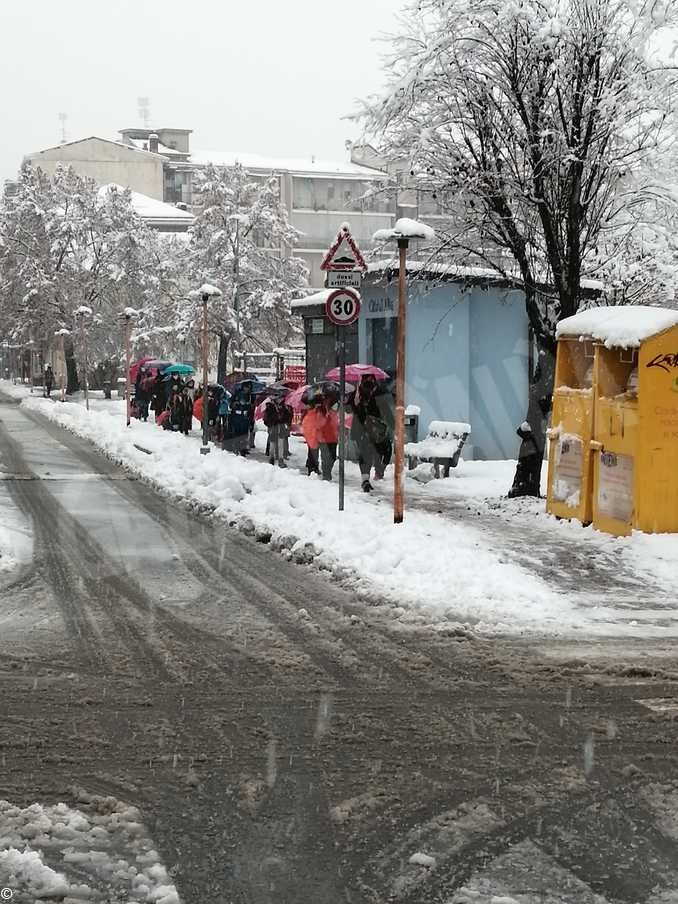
[[556, 305, 678, 348], [190, 150, 387, 179], [367, 260, 509, 281], [291, 289, 334, 309], [98, 184, 194, 222]]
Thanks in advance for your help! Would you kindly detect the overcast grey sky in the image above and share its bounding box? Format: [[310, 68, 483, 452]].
[[1, 0, 400, 181]]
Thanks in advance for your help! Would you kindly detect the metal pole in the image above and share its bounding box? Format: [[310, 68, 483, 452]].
[[394, 238, 408, 524], [201, 295, 210, 453], [125, 317, 132, 427], [338, 327, 346, 512], [81, 320, 90, 412]]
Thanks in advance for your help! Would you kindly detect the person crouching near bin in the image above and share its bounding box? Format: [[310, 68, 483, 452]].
[[263, 395, 293, 468]]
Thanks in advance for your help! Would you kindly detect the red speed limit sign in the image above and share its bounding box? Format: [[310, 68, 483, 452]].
[[325, 289, 361, 326]]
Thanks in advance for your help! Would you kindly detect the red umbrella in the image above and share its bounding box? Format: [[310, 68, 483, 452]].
[[325, 363, 389, 383], [129, 356, 155, 383]]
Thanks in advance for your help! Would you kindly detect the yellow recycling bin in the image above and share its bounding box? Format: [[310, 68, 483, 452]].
[[547, 305, 678, 536]]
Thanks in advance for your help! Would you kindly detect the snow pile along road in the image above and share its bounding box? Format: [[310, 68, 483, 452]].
[[20, 396, 574, 634], [0, 793, 179, 903]]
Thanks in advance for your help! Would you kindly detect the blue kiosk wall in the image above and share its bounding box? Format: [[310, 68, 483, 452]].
[[359, 279, 529, 460]]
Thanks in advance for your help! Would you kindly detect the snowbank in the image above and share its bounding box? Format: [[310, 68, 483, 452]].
[[0, 491, 33, 573], [556, 305, 678, 348], [0, 794, 179, 903], [21, 396, 575, 634]]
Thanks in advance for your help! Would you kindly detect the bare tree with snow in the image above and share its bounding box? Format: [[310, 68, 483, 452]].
[[361, 0, 678, 494], [0, 165, 171, 392], [187, 163, 308, 383]]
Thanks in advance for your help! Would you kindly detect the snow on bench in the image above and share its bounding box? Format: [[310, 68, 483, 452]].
[[405, 420, 471, 477]]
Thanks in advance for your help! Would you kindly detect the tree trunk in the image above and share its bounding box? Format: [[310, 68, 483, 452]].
[[508, 329, 556, 498], [217, 333, 229, 386], [64, 336, 79, 395]]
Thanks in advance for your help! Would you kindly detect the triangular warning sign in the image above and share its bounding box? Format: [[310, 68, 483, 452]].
[[320, 225, 367, 272]]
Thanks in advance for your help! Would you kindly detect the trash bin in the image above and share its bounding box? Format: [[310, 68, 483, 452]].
[[103, 381, 112, 399], [404, 412, 419, 444], [547, 305, 678, 535]]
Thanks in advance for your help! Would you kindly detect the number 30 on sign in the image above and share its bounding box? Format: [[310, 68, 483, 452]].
[[325, 289, 361, 327]]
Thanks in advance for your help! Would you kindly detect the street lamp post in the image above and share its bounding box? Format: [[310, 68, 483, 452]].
[[74, 307, 92, 411], [119, 309, 138, 427], [197, 284, 222, 455], [54, 329, 70, 402], [372, 219, 435, 524]]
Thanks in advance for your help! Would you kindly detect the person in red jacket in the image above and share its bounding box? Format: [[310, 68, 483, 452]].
[[303, 396, 339, 480], [192, 389, 204, 427], [301, 401, 322, 476]]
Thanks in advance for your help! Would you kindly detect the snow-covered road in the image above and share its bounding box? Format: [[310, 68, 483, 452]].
[[2, 389, 678, 903], [10, 381, 678, 639]]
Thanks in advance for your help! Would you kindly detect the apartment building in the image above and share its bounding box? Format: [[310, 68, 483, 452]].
[[25, 127, 399, 286]]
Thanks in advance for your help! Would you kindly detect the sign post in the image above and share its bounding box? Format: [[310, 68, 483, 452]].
[[321, 224, 367, 511], [325, 288, 361, 511]]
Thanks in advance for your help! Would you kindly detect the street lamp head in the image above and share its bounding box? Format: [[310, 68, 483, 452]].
[[198, 283, 222, 303], [372, 218, 436, 246]]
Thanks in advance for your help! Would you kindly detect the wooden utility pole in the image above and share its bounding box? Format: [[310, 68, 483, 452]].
[[124, 314, 132, 427], [394, 238, 409, 524]]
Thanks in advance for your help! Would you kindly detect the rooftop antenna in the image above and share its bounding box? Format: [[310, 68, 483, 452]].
[[58, 112, 68, 144], [137, 96, 151, 129]]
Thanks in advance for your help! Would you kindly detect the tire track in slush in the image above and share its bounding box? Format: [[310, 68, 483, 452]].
[[0, 415, 176, 680], [18, 401, 496, 693]]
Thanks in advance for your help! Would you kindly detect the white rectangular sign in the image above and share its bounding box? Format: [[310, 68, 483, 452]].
[[327, 270, 362, 289], [553, 435, 583, 507], [597, 451, 634, 522]]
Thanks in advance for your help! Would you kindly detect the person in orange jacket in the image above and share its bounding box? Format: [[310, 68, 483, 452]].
[[302, 401, 322, 476], [192, 389, 204, 426], [302, 396, 339, 480]]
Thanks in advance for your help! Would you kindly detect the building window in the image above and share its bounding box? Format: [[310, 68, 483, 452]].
[[292, 177, 394, 213]]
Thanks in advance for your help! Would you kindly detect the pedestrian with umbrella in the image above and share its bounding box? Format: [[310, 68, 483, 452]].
[[224, 379, 262, 455], [347, 372, 394, 492], [263, 393, 293, 468], [301, 392, 339, 480], [151, 371, 168, 421]]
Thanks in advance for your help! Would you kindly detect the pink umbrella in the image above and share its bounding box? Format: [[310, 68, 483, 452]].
[[325, 363, 389, 382], [129, 356, 155, 383], [284, 385, 311, 414]]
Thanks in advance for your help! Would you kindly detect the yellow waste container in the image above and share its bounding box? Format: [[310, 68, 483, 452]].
[[546, 336, 597, 524], [547, 305, 678, 536]]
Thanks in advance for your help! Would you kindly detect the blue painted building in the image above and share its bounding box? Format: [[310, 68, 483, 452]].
[[293, 266, 531, 460]]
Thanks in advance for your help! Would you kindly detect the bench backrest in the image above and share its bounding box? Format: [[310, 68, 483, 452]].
[[426, 420, 471, 441]]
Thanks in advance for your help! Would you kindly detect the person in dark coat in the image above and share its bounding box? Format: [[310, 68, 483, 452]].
[[205, 386, 222, 441], [180, 386, 194, 435], [263, 396, 293, 467], [508, 422, 543, 498], [347, 373, 393, 492], [224, 381, 255, 455], [44, 365, 54, 398], [168, 384, 185, 431], [151, 372, 168, 421], [135, 370, 153, 422]]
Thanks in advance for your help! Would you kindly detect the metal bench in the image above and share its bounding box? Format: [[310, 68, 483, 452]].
[[405, 420, 471, 478]]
